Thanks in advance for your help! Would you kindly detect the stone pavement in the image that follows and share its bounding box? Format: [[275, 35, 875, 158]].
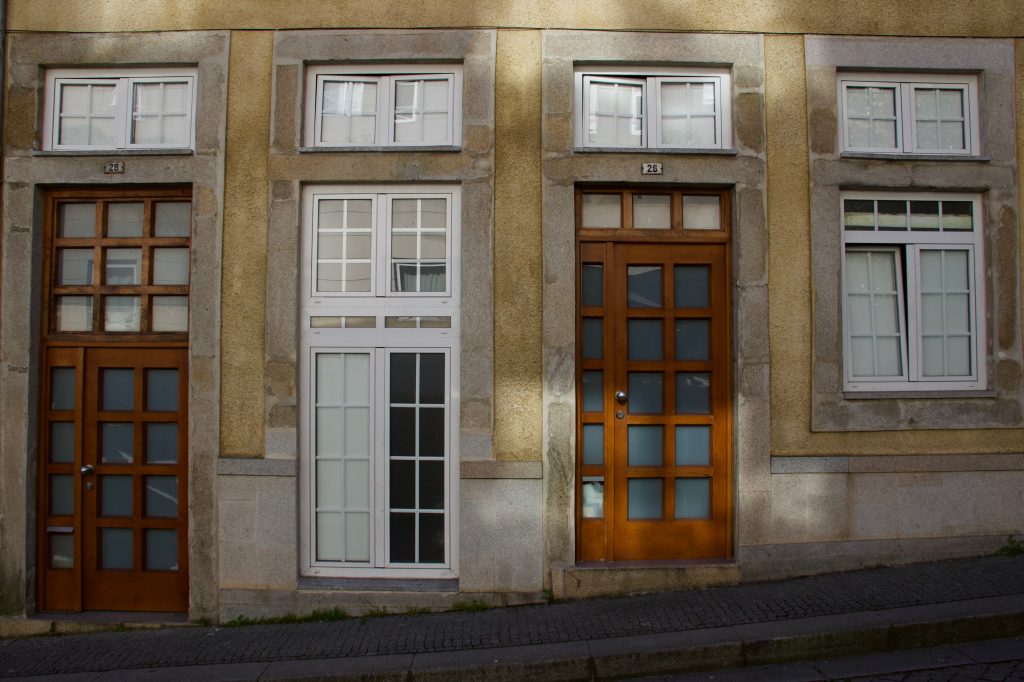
[[1, 555, 1023, 680]]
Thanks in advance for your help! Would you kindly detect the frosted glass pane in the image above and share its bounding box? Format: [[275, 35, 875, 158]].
[[50, 533, 74, 569], [145, 476, 177, 517], [423, 80, 448, 110], [60, 203, 96, 238], [675, 319, 709, 361], [633, 195, 670, 229], [628, 478, 662, 520], [628, 319, 662, 360], [688, 117, 716, 146], [872, 119, 896, 148], [107, 203, 144, 238], [916, 121, 938, 149], [316, 513, 342, 561], [316, 354, 343, 403], [316, 263, 342, 292], [344, 407, 369, 457], [628, 266, 662, 308], [145, 423, 178, 464], [676, 425, 710, 466], [52, 367, 77, 410], [676, 372, 710, 414], [582, 264, 603, 307], [847, 118, 869, 148], [846, 252, 870, 292], [628, 425, 663, 466], [101, 528, 132, 569], [920, 294, 943, 334], [940, 121, 965, 150], [617, 115, 642, 147], [661, 118, 687, 145], [345, 460, 370, 509], [132, 116, 160, 145], [57, 249, 94, 285], [582, 194, 621, 228], [581, 479, 604, 519], [915, 89, 936, 118], [588, 114, 615, 145], [146, 529, 178, 570], [876, 337, 901, 376], [920, 251, 942, 291], [51, 422, 75, 463], [944, 251, 969, 290], [147, 369, 178, 412], [60, 117, 88, 146], [345, 513, 370, 561], [689, 83, 716, 114], [104, 296, 141, 332], [101, 475, 132, 516], [61, 84, 91, 114], [922, 336, 945, 376], [422, 112, 449, 143], [345, 354, 370, 403], [154, 202, 190, 237], [660, 82, 686, 115], [89, 118, 114, 146], [873, 295, 899, 334], [675, 266, 709, 308], [850, 337, 875, 376], [676, 478, 710, 519], [316, 407, 343, 456], [316, 460, 342, 508], [152, 297, 188, 332], [50, 475, 74, 516], [582, 371, 603, 412], [683, 196, 720, 230], [582, 318, 604, 359], [161, 116, 188, 146], [101, 422, 133, 463], [582, 424, 604, 466], [105, 248, 141, 285], [871, 88, 896, 116], [421, 234, 446, 258], [848, 295, 872, 334], [947, 336, 971, 375], [102, 368, 134, 411], [153, 249, 189, 285], [869, 252, 896, 291], [945, 294, 969, 333], [628, 372, 663, 414]]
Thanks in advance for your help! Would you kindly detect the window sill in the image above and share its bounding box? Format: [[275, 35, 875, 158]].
[[843, 389, 996, 400], [297, 576, 458, 592], [575, 147, 738, 156], [33, 148, 195, 157], [839, 152, 991, 162], [299, 145, 462, 153]]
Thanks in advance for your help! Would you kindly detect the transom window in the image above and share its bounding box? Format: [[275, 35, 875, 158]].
[[46, 193, 192, 337], [578, 188, 727, 235], [43, 68, 197, 151], [838, 74, 980, 155], [574, 67, 732, 150], [305, 65, 462, 148], [841, 192, 985, 391]]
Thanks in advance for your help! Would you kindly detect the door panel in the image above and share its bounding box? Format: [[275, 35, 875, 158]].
[[39, 347, 189, 612], [578, 242, 732, 561]]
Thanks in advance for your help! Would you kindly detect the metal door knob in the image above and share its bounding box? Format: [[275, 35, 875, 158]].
[[615, 390, 627, 404], [80, 464, 94, 475]]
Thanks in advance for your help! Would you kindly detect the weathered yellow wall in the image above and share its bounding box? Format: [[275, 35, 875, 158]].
[[10, 0, 1024, 36], [493, 30, 543, 460], [220, 30, 272, 457]]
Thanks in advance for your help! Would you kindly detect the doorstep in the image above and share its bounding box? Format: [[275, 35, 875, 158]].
[[550, 559, 740, 600], [1, 611, 191, 639]]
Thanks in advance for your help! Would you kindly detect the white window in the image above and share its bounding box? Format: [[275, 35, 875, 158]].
[[841, 192, 986, 392], [305, 65, 462, 148], [300, 185, 459, 578], [574, 66, 732, 150], [43, 68, 197, 151], [839, 74, 980, 155]]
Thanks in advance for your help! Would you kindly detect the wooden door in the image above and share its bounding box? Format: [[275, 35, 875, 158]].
[[576, 189, 732, 562]]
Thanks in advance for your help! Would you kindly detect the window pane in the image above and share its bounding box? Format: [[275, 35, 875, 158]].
[[633, 194, 670, 229], [57, 249, 94, 285], [877, 200, 907, 230], [628, 425, 663, 466], [146, 529, 178, 571], [581, 317, 604, 360], [628, 266, 662, 308], [675, 478, 710, 519], [154, 202, 191, 237], [628, 319, 662, 360], [145, 423, 178, 464], [676, 319, 710, 361], [390, 460, 415, 509], [104, 296, 141, 332], [581, 479, 604, 519], [102, 368, 134, 411], [345, 513, 370, 562], [581, 193, 621, 228], [50, 422, 75, 463], [105, 248, 142, 285], [582, 424, 604, 466], [676, 425, 710, 466], [101, 422, 133, 463], [50, 475, 74, 516], [582, 264, 603, 307], [628, 478, 662, 519], [152, 297, 188, 332], [628, 372, 663, 414], [153, 248, 190, 285], [101, 528, 133, 569], [947, 336, 971, 376], [146, 369, 178, 412], [941, 201, 973, 231], [389, 353, 416, 404], [107, 203, 144, 237], [843, 199, 875, 230], [588, 81, 642, 147], [145, 476, 178, 517], [581, 371, 603, 412], [389, 513, 415, 563], [321, 80, 378, 145], [419, 513, 445, 563], [132, 82, 190, 146], [51, 367, 77, 410], [419, 460, 445, 510], [50, 533, 74, 569], [674, 265, 709, 308], [419, 353, 445, 405], [910, 201, 940, 230], [60, 203, 97, 238], [676, 372, 710, 414], [683, 196, 720, 230], [101, 475, 132, 516], [316, 513, 343, 561], [56, 296, 93, 332]]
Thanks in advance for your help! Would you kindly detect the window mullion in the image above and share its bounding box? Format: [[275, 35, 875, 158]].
[[905, 244, 921, 381], [381, 76, 393, 146], [117, 78, 131, 149], [374, 348, 387, 568]]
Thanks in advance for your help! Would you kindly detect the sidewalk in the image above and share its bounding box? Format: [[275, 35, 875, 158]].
[[2, 554, 1023, 681]]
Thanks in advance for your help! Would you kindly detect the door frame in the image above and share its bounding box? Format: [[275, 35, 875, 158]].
[[574, 185, 734, 562]]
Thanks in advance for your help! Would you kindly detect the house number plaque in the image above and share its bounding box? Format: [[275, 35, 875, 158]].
[[641, 162, 663, 175], [104, 161, 125, 174]]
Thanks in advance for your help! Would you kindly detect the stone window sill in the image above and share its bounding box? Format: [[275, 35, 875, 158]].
[[299, 145, 461, 153], [839, 152, 991, 162], [33, 149, 195, 157], [575, 147, 738, 156]]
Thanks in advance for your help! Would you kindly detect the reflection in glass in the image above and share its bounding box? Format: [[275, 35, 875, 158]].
[[107, 203, 144, 238], [581, 193, 621, 228], [146, 476, 178, 517], [676, 425, 711, 466], [56, 296, 93, 332], [146, 529, 178, 570], [675, 319, 710, 361], [628, 425, 663, 466], [50, 533, 74, 569], [633, 194, 671, 229], [104, 296, 141, 332], [101, 423, 134, 463], [683, 195, 720, 230], [628, 478, 662, 519], [105, 248, 142, 285], [581, 478, 604, 518], [676, 372, 711, 414], [628, 372, 663, 414], [57, 249, 94, 285], [628, 266, 662, 308]]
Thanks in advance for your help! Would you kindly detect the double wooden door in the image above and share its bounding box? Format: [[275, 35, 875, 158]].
[[39, 346, 189, 612], [578, 241, 732, 561]]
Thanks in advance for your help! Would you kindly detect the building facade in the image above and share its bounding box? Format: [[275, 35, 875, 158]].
[[1, 1, 1022, 621]]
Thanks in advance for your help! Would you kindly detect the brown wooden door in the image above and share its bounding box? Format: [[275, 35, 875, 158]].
[[39, 347, 189, 612], [578, 241, 732, 561]]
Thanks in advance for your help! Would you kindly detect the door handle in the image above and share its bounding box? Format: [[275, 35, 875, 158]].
[[80, 464, 94, 475], [615, 390, 627, 404]]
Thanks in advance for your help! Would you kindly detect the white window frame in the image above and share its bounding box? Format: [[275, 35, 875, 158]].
[[304, 65, 463, 148], [840, 191, 986, 392], [299, 185, 460, 579], [574, 66, 732, 150], [43, 68, 198, 151], [838, 73, 980, 156]]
